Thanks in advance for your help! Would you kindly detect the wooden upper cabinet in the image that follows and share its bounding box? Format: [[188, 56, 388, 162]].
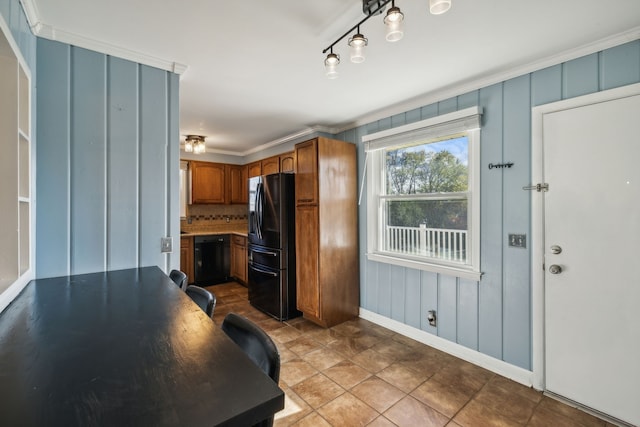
[[191, 161, 226, 204], [261, 155, 280, 175], [280, 151, 295, 173], [248, 161, 262, 178], [294, 139, 318, 206], [227, 164, 248, 204]]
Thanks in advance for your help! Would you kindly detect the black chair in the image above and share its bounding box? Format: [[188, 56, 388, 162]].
[[185, 285, 216, 318], [221, 313, 280, 427], [169, 269, 188, 290]]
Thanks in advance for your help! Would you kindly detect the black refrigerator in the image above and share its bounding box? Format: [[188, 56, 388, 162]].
[[248, 173, 301, 321]]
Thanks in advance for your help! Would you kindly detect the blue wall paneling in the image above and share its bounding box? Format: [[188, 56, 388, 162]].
[[36, 39, 180, 278], [346, 39, 640, 371]]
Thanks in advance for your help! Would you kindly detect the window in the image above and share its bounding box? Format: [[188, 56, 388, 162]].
[[364, 107, 482, 280]]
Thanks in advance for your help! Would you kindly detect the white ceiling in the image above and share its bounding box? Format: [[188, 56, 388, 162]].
[[25, 0, 640, 155]]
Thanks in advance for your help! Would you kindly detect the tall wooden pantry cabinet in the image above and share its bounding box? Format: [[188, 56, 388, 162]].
[[294, 137, 359, 328]]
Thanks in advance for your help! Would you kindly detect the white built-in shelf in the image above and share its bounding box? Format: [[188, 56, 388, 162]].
[[0, 16, 32, 302]]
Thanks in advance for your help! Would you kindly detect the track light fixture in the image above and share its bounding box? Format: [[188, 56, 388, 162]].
[[324, 48, 340, 79], [348, 28, 368, 63], [429, 0, 451, 15], [384, 2, 404, 42], [322, 0, 451, 78], [184, 135, 206, 154]]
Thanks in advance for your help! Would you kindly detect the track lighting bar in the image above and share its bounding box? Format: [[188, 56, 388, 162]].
[[322, 0, 393, 55], [323, 0, 451, 78]]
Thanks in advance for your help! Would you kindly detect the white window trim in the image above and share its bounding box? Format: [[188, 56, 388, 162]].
[[364, 107, 482, 281]]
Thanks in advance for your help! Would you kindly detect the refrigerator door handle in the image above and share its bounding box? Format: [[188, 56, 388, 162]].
[[250, 247, 277, 257], [249, 263, 278, 277], [256, 182, 263, 240]]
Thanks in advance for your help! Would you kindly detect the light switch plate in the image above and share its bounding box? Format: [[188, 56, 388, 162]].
[[161, 237, 173, 253], [508, 234, 526, 248]]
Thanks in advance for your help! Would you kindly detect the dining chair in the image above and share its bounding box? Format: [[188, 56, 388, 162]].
[[185, 285, 216, 318], [169, 269, 188, 290], [221, 313, 280, 427]]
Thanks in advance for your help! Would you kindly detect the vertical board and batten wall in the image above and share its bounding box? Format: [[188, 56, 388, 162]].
[[36, 38, 180, 278], [335, 39, 640, 371], [0, 0, 35, 68]]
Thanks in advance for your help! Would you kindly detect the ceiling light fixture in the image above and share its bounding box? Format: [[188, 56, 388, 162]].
[[324, 48, 340, 79], [348, 28, 368, 63], [322, 0, 451, 78], [384, 1, 404, 42], [184, 135, 206, 154], [429, 0, 451, 15]]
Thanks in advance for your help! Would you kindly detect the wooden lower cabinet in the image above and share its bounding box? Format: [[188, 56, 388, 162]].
[[294, 137, 359, 328], [230, 234, 247, 284], [180, 236, 194, 284], [295, 206, 320, 318]]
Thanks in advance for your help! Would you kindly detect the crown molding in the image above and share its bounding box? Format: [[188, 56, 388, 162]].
[[180, 125, 338, 158], [18, 0, 187, 74], [18, 0, 39, 28], [333, 26, 640, 135], [241, 125, 336, 156]]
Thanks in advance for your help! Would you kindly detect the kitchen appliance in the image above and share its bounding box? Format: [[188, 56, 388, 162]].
[[194, 234, 230, 285], [248, 173, 300, 321]]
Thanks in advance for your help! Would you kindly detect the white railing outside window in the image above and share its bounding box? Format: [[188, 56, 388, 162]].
[[385, 225, 467, 263]]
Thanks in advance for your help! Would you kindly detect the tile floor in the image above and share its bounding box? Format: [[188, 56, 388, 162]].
[[206, 282, 613, 427]]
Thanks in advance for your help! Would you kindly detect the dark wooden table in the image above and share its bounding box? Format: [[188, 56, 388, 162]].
[[0, 267, 284, 426]]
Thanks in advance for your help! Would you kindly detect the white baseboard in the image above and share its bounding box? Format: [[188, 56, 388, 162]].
[[359, 307, 537, 389], [0, 272, 33, 314]]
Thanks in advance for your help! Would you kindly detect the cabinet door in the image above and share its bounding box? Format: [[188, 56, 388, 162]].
[[227, 165, 248, 204], [280, 152, 295, 173], [230, 235, 247, 283], [191, 161, 226, 204], [295, 205, 320, 317], [261, 155, 280, 175], [248, 161, 262, 178], [180, 237, 194, 284], [294, 139, 318, 206]]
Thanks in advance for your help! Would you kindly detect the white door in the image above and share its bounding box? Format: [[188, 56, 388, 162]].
[[541, 88, 640, 426]]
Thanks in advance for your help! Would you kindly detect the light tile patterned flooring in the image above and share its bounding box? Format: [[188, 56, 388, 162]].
[[206, 282, 613, 427]]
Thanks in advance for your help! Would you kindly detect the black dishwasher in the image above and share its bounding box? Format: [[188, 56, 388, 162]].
[[193, 235, 230, 285]]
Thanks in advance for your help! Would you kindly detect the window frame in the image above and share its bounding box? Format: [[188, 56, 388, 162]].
[[364, 107, 482, 281]]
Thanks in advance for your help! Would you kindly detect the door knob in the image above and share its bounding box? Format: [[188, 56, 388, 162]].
[[549, 264, 562, 274]]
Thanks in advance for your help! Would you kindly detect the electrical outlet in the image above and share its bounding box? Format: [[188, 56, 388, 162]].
[[161, 237, 173, 253], [427, 310, 437, 327], [509, 234, 526, 248]]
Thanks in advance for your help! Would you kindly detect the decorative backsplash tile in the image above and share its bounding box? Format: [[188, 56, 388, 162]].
[[181, 203, 248, 232]]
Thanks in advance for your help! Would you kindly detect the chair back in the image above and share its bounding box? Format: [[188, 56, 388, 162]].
[[185, 285, 216, 318], [221, 313, 280, 383], [169, 269, 188, 290]]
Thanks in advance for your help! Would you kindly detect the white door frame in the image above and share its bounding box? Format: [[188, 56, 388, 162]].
[[531, 82, 640, 390]]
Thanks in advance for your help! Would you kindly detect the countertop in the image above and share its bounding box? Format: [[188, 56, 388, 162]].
[[180, 228, 248, 237]]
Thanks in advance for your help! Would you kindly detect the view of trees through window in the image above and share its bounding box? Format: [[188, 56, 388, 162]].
[[382, 135, 469, 262]]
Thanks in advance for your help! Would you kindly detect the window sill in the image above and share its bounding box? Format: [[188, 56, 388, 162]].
[[366, 252, 483, 281]]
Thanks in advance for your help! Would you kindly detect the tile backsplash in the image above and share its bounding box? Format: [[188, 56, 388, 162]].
[[181, 204, 248, 232]]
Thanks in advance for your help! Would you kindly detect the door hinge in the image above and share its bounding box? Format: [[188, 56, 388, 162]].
[[522, 183, 549, 192]]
